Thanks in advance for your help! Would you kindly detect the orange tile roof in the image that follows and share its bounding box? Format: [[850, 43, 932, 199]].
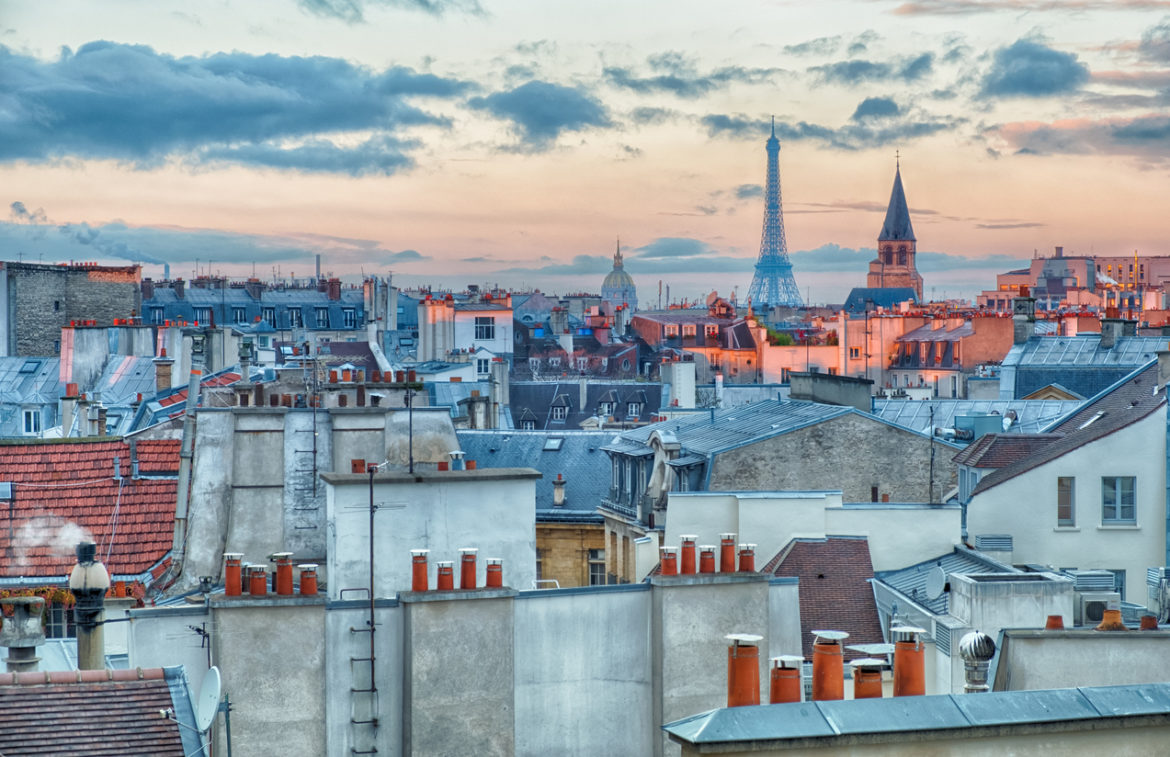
[[0, 439, 179, 578]]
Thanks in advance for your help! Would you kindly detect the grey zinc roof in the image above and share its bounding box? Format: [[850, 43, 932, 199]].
[[664, 683, 1170, 746], [871, 399, 1083, 437], [1007, 335, 1165, 367], [842, 287, 917, 313], [873, 547, 1017, 615], [456, 430, 610, 521]]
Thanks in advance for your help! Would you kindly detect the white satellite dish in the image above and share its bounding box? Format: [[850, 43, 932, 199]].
[[925, 566, 948, 600], [195, 666, 222, 733]]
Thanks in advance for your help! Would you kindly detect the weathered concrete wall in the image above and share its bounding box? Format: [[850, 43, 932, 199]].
[[995, 629, 1170, 691], [211, 598, 327, 757], [325, 601, 403, 757], [385, 407, 460, 467], [514, 586, 653, 756], [403, 592, 515, 756], [225, 411, 287, 562], [331, 408, 390, 473], [184, 409, 237, 588], [325, 470, 539, 597], [128, 605, 211, 678], [766, 578, 802, 662], [653, 575, 771, 757], [823, 504, 960, 571], [6, 263, 140, 357], [709, 413, 959, 504], [789, 372, 873, 411], [949, 573, 1075, 641]]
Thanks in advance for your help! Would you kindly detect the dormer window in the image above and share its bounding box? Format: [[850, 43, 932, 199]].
[[627, 402, 642, 417], [552, 405, 568, 421]]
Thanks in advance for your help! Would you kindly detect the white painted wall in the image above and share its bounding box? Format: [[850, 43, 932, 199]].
[[966, 407, 1167, 600], [824, 505, 961, 571]]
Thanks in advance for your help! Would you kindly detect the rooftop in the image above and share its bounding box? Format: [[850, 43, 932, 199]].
[[871, 399, 1081, 437], [873, 547, 1018, 616]]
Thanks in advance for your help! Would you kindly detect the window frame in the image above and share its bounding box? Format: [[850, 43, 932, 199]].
[[315, 307, 330, 328], [588, 549, 606, 586], [232, 307, 248, 324], [1101, 475, 1136, 524], [1057, 476, 1075, 527], [22, 409, 40, 435], [552, 405, 568, 421], [288, 308, 303, 328], [476, 358, 491, 376], [342, 308, 357, 329], [262, 307, 276, 327], [474, 316, 496, 341]]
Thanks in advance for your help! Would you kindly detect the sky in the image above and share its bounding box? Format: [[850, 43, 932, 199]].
[[3, 0, 1170, 306]]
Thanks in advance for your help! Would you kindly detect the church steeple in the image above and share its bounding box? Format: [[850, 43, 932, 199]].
[[878, 163, 916, 242], [613, 237, 623, 268]]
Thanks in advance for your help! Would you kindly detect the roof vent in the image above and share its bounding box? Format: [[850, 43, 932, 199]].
[[974, 534, 1012, 552]]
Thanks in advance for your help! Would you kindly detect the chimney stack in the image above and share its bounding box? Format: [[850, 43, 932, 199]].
[[737, 543, 756, 573], [679, 536, 697, 574], [892, 625, 926, 697], [154, 350, 174, 393], [411, 549, 430, 592], [851, 658, 885, 699], [719, 533, 736, 573], [459, 548, 478, 589], [485, 558, 503, 588], [0, 597, 46, 673], [725, 634, 763, 708], [248, 564, 268, 596], [959, 631, 996, 693], [811, 630, 849, 701], [769, 655, 803, 704], [223, 553, 243, 596], [660, 546, 678, 576], [699, 545, 716, 574], [436, 561, 455, 590], [1100, 317, 1125, 349], [68, 541, 110, 671], [272, 552, 294, 595], [552, 473, 566, 507], [298, 564, 319, 595], [1012, 290, 1035, 345]]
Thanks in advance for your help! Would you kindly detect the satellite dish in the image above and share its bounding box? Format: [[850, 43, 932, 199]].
[[925, 566, 948, 600], [195, 666, 222, 732]]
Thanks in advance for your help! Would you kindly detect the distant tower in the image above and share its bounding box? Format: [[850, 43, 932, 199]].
[[601, 238, 638, 311], [867, 158, 923, 300], [747, 118, 803, 309]]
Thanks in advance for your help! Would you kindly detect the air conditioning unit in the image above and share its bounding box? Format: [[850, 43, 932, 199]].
[[1076, 591, 1121, 626]]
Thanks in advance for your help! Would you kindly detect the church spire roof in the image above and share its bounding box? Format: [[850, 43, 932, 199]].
[[878, 163, 916, 242], [613, 237, 623, 268]]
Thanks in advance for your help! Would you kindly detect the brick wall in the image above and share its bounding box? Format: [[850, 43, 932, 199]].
[[8, 264, 141, 355]]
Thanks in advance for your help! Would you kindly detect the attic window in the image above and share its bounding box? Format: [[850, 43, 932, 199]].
[[18, 360, 39, 374], [1078, 411, 1105, 430], [543, 437, 564, 451]]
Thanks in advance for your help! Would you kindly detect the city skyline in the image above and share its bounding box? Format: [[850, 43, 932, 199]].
[[3, 0, 1170, 304]]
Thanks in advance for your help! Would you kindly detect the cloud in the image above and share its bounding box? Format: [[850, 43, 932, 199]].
[[604, 52, 782, 98], [632, 237, 714, 259], [10, 201, 47, 224], [497, 254, 611, 276], [979, 39, 1089, 97], [808, 53, 933, 85], [991, 114, 1170, 158], [784, 36, 842, 56], [629, 106, 677, 125], [702, 111, 959, 150], [0, 41, 472, 173], [469, 80, 610, 148], [787, 244, 874, 272], [735, 184, 763, 199], [297, 0, 482, 22], [916, 251, 1028, 271], [974, 221, 1045, 229], [386, 249, 427, 262], [851, 97, 901, 121], [1140, 17, 1170, 61]]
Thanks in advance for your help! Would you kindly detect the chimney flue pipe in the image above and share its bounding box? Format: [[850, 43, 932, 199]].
[[811, 630, 849, 701], [272, 552, 294, 595], [679, 535, 697, 574], [719, 533, 736, 572], [486, 558, 503, 588], [892, 625, 926, 697], [436, 561, 454, 590], [699, 545, 716, 574], [68, 541, 111, 671], [660, 547, 678, 576], [223, 553, 243, 596], [725, 634, 763, 708], [0, 597, 46, 673], [411, 549, 430, 592], [959, 631, 996, 693], [298, 564, 318, 595], [459, 548, 478, 589], [851, 658, 885, 699], [737, 543, 756, 573], [769, 655, 803, 704]]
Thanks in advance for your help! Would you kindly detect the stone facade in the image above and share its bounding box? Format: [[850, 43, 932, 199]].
[[1, 262, 141, 356], [536, 522, 605, 588]]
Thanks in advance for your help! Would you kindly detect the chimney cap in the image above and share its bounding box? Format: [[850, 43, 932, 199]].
[[660, 546, 678, 554], [849, 658, 886, 669], [269, 551, 293, 560], [770, 655, 804, 668], [738, 543, 757, 550], [959, 631, 996, 662], [486, 557, 503, 565], [410, 549, 430, 557], [436, 560, 454, 567], [699, 544, 717, 551], [720, 532, 737, 540], [725, 633, 763, 645], [812, 630, 850, 643], [223, 552, 244, 559], [458, 547, 478, 555], [680, 534, 698, 541], [297, 563, 319, 570], [891, 624, 926, 637]]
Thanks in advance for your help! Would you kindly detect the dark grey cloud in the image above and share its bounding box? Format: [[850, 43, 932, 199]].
[[916, 251, 1028, 272], [993, 113, 1170, 158], [702, 111, 959, 150], [203, 135, 417, 176], [298, 0, 482, 22], [735, 184, 763, 199], [852, 97, 900, 121], [1140, 17, 1170, 61], [498, 239, 757, 276], [847, 31, 881, 56], [468, 80, 610, 148], [784, 36, 841, 56], [0, 41, 472, 174], [980, 39, 1089, 97], [386, 249, 427, 262], [808, 53, 933, 85], [632, 238, 713, 259], [604, 52, 782, 99], [629, 106, 677, 125], [10, 201, 46, 224], [788, 244, 1027, 274]]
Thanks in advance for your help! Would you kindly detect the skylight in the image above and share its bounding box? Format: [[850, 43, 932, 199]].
[[542, 437, 564, 451], [1078, 411, 1105, 430]]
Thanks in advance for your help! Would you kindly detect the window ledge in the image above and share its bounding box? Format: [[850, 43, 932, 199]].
[[1097, 524, 1140, 530], [1053, 526, 1080, 532]]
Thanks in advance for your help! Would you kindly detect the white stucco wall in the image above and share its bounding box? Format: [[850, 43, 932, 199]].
[[824, 505, 961, 571], [966, 408, 1166, 600]]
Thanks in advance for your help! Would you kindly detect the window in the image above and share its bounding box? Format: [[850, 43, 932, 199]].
[[528, 358, 539, 372], [233, 307, 247, 324], [1057, 476, 1075, 526], [542, 437, 564, 451], [45, 602, 76, 639], [548, 357, 561, 367], [1102, 476, 1136, 523], [682, 324, 696, 337], [664, 325, 679, 338], [589, 549, 606, 585], [780, 367, 791, 383], [576, 357, 588, 371], [193, 307, 212, 324], [316, 307, 329, 328], [262, 307, 276, 326], [598, 401, 614, 416], [22, 410, 40, 435], [552, 405, 568, 421], [150, 307, 165, 325], [288, 308, 303, 328], [627, 402, 642, 417], [521, 419, 535, 430], [53, 300, 60, 312], [849, 347, 860, 359], [342, 308, 357, 328], [705, 324, 719, 338], [475, 316, 496, 340], [535, 549, 544, 582], [477, 358, 491, 376]]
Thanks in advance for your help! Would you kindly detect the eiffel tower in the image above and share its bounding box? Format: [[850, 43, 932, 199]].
[[746, 118, 803, 309]]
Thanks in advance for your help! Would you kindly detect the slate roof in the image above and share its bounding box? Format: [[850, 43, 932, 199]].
[[456, 430, 609, 522], [0, 357, 61, 438], [763, 536, 885, 660], [144, 285, 365, 331], [0, 438, 180, 578], [871, 399, 1081, 437], [873, 547, 1018, 616], [951, 433, 1064, 468], [510, 381, 667, 430], [878, 165, 916, 241], [897, 322, 974, 342], [842, 287, 917, 313], [1002, 335, 1167, 399], [0, 666, 199, 756], [973, 360, 1165, 496], [664, 682, 1170, 748], [128, 367, 243, 432]]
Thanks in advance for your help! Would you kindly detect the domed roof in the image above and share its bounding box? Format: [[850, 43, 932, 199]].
[[603, 267, 636, 290]]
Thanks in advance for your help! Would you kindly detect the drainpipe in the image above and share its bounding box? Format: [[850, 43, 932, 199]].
[[171, 369, 203, 578]]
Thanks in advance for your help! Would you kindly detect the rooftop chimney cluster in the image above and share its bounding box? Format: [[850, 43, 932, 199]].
[[409, 548, 504, 592], [222, 552, 318, 598], [660, 533, 753, 576]]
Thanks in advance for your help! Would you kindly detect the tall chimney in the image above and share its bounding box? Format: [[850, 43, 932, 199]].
[[811, 630, 848, 701], [552, 473, 566, 507], [411, 549, 430, 592], [1012, 291, 1035, 345], [68, 541, 111, 670], [892, 625, 926, 697], [460, 548, 478, 589], [959, 631, 996, 693], [769, 655, 803, 704], [659, 546, 678, 576], [154, 350, 174, 393], [0, 597, 46, 673], [679, 535, 697, 574], [725, 634, 763, 708], [1100, 317, 1124, 349], [719, 533, 736, 572]]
